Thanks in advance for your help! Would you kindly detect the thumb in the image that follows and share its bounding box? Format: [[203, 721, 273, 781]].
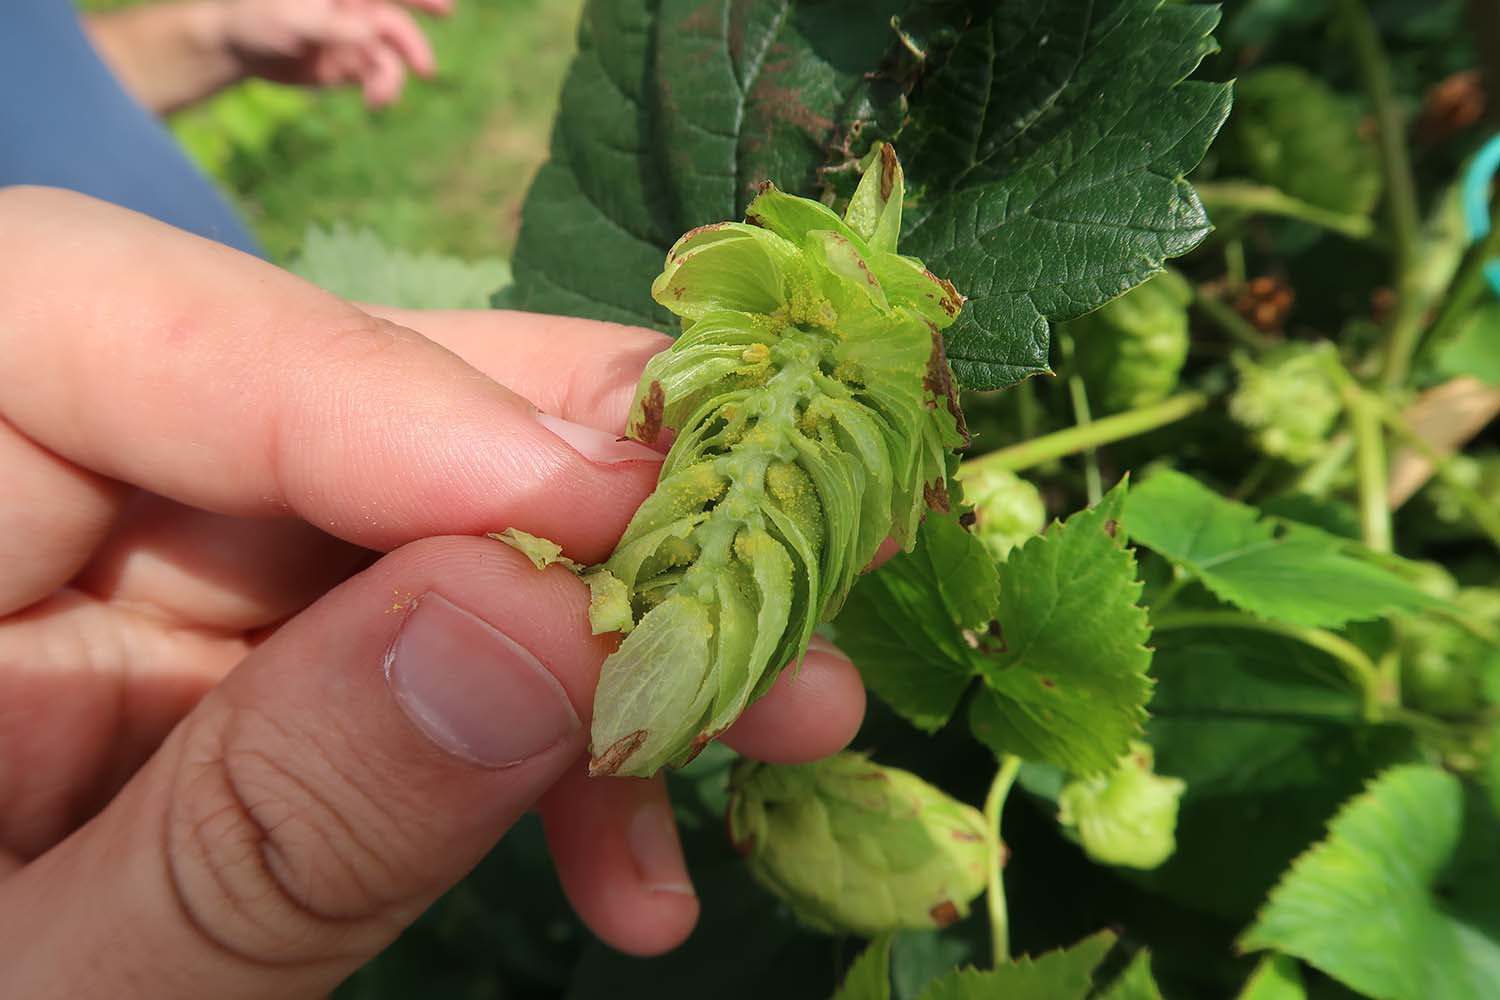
[[0, 536, 605, 999]]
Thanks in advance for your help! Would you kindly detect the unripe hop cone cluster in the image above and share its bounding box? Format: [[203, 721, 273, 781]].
[[585, 146, 969, 778], [727, 754, 992, 934]]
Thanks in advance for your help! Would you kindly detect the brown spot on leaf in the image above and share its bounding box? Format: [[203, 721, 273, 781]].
[[749, 83, 835, 136], [588, 730, 648, 777], [929, 901, 961, 927], [878, 143, 898, 201], [923, 478, 950, 513], [1040, 676, 1056, 689], [951, 828, 983, 842], [635, 380, 665, 444], [1103, 518, 1118, 539]]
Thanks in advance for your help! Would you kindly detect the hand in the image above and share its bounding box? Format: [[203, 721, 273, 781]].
[[217, 0, 451, 107], [0, 189, 867, 998]]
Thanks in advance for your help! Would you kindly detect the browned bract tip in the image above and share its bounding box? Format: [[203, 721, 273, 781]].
[[958, 510, 977, 529], [929, 901, 960, 927], [879, 143, 899, 201], [925, 272, 965, 317], [588, 730, 647, 777], [923, 478, 950, 513], [634, 380, 666, 444], [1103, 518, 1118, 539], [755, 179, 775, 196], [680, 728, 720, 766], [922, 325, 970, 445]]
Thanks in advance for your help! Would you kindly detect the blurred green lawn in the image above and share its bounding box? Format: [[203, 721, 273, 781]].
[[81, 0, 581, 264]]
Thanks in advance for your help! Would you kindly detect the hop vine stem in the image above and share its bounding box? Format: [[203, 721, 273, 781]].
[[1335, 0, 1423, 388], [962, 391, 1210, 476], [983, 754, 1022, 966]]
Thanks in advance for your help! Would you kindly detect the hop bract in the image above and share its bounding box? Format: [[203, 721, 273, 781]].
[[1229, 343, 1343, 464], [726, 753, 992, 936], [586, 146, 968, 777], [1058, 742, 1185, 870], [1062, 269, 1192, 413], [956, 465, 1046, 561]]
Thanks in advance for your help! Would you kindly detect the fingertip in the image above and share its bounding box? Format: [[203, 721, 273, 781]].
[[540, 769, 700, 956], [721, 641, 867, 763]]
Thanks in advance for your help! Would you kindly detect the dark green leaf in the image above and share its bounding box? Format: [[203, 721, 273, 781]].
[[1097, 950, 1165, 1000], [970, 483, 1153, 775], [1234, 955, 1307, 1000], [835, 511, 1000, 732], [506, 1, 1229, 390], [1241, 765, 1500, 1000], [832, 936, 893, 1000], [901, 1, 1231, 388], [505, 0, 903, 328], [914, 931, 1115, 1000], [1124, 471, 1438, 627], [1132, 624, 1415, 921]]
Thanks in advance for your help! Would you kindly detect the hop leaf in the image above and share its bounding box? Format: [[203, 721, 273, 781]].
[[1060, 269, 1192, 413], [726, 753, 992, 936], [588, 147, 969, 777], [1057, 741, 1186, 870], [1228, 343, 1344, 464], [955, 466, 1046, 562]]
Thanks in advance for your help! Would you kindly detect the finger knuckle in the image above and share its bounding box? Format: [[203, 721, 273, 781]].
[[162, 705, 406, 965]]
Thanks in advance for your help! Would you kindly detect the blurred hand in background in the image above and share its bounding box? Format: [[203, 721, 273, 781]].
[[84, 0, 453, 113]]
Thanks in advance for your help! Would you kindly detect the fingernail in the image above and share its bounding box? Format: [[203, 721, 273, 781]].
[[627, 799, 695, 896], [385, 593, 580, 767], [536, 412, 661, 464]]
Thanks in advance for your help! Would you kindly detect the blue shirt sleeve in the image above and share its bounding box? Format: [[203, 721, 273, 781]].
[[0, 0, 263, 257]]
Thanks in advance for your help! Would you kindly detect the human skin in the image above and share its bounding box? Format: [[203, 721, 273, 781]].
[[84, 0, 452, 113], [0, 188, 866, 998]]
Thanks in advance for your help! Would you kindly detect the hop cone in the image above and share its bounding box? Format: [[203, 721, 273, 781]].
[[1062, 269, 1192, 413], [1229, 342, 1343, 464], [726, 753, 992, 935], [1057, 741, 1185, 870], [956, 465, 1046, 561], [587, 147, 968, 777]]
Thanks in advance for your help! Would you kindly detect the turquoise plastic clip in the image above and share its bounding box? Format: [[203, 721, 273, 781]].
[[1463, 134, 1500, 298]]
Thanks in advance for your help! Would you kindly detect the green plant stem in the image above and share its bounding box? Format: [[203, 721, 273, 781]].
[[1345, 382, 1393, 551], [962, 392, 1210, 475], [1336, 0, 1423, 387], [1293, 433, 1356, 496], [1066, 374, 1103, 504], [1225, 239, 1247, 291], [1195, 180, 1376, 239], [1192, 284, 1274, 351], [983, 754, 1022, 966], [1152, 610, 1385, 719]]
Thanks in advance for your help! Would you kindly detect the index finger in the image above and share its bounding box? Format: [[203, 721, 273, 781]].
[[0, 188, 660, 564]]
